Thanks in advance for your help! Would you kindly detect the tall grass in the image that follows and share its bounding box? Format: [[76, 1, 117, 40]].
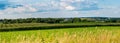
[[1, 26, 120, 43]]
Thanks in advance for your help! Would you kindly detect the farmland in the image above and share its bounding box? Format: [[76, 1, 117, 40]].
[[1, 26, 120, 43], [0, 22, 120, 43], [0, 0, 119, 42], [0, 23, 120, 32]]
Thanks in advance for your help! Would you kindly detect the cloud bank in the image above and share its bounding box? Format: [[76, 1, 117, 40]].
[[0, 0, 120, 19]]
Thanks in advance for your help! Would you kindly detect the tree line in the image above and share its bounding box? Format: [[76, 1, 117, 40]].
[[0, 17, 120, 24]]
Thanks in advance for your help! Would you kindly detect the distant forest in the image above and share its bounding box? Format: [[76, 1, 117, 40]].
[[0, 17, 120, 24]]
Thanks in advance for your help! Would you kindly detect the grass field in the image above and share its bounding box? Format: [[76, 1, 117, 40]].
[[1, 26, 120, 43], [1, 23, 120, 32]]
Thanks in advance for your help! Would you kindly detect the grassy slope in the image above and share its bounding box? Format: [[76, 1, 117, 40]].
[[1, 26, 120, 43]]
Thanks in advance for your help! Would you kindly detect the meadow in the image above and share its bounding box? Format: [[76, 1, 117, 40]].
[[0, 23, 120, 32], [1, 26, 120, 43]]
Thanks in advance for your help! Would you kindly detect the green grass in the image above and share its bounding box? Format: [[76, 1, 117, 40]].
[[1, 26, 120, 43], [1, 23, 120, 32], [0, 23, 120, 28]]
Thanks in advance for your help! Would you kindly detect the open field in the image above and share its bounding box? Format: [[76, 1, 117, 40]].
[[1, 23, 120, 32], [1, 26, 120, 43]]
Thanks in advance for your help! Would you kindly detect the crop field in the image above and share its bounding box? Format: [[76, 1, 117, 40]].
[[1, 26, 120, 43], [0, 23, 120, 32]]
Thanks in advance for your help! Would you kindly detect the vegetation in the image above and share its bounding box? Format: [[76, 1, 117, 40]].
[[0, 23, 120, 32], [0, 17, 120, 24], [1, 26, 120, 43], [0, 17, 120, 43]]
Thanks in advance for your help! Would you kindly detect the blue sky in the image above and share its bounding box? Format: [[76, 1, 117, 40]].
[[0, 0, 120, 19]]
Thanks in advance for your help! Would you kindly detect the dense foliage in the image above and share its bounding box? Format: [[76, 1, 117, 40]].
[[0, 17, 120, 24]]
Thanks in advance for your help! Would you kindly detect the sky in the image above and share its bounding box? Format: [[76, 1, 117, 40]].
[[0, 0, 120, 19]]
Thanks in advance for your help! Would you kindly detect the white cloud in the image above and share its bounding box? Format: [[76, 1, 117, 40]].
[[0, 12, 4, 15], [0, 5, 37, 14], [65, 6, 75, 10], [1, 0, 120, 19], [59, 2, 75, 10], [58, 0, 99, 11], [60, 0, 85, 3]]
